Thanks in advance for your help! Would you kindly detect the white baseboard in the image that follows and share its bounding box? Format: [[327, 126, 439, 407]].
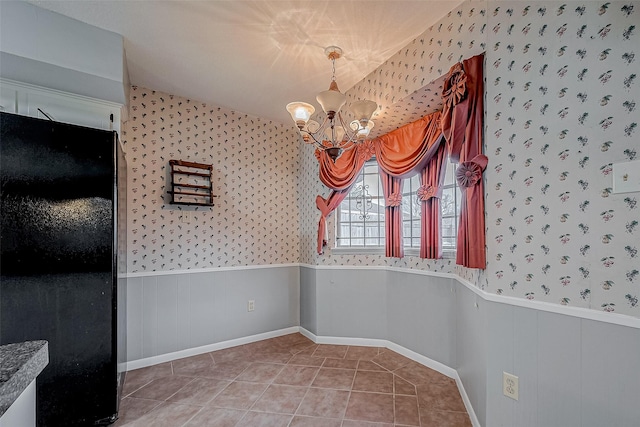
[[454, 373, 481, 427], [124, 326, 299, 371], [298, 327, 480, 427]]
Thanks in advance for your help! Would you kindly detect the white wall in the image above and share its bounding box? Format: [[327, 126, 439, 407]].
[[315, 268, 387, 339], [299, 266, 317, 334], [124, 265, 640, 426], [126, 265, 299, 364], [387, 270, 457, 366], [482, 297, 640, 427], [0, 1, 127, 104], [456, 279, 488, 425]]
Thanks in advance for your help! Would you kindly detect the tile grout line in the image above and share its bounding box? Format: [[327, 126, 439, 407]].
[[342, 345, 359, 423], [119, 334, 470, 426]]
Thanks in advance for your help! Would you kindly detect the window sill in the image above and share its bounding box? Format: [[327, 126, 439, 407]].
[[331, 246, 385, 256], [329, 246, 457, 259]]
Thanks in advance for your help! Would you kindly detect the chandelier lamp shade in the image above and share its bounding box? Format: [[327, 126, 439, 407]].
[[286, 46, 377, 162]]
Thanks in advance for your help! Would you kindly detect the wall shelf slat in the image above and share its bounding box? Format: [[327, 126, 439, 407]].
[[167, 160, 216, 206]]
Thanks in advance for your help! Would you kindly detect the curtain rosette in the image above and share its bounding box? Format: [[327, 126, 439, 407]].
[[417, 184, 438, 201], [442, 62, 467, 110], [385, 192, 403, 207], [357, 139, 376, 162], [455, 154, 488, 188]]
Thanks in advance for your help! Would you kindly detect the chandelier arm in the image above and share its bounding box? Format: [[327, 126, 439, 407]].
[[299, 130, 326, 149], [336, 112, 360, 144], [300, 115, 332, 148], [339, 140, 359, 152]]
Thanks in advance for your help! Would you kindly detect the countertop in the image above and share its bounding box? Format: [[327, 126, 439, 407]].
[[0, 340, 49, 417]]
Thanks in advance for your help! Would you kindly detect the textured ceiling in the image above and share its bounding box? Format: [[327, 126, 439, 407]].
[[28, 0, 462, 127]]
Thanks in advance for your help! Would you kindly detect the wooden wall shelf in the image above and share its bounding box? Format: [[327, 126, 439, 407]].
[[167, 160, 217, 206]]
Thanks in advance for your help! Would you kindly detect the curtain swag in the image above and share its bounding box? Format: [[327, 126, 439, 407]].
[[313, 53, 487, 269]]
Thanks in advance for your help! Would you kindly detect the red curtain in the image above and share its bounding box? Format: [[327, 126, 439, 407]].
[[314, 140, 375, 254], [380, 170, 404, 258], [375, 112, 444, 177], [374, 111, 444, 258], [317, 140, 375, 190], [315, 111, 445, 257], [316, 191, 350, 255], [441, 53, 487, 269], [419, 139, 447, 259]]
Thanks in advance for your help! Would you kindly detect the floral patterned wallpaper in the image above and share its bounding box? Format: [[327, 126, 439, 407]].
[[123, 1, 638, 318], [121, 86, 301, 272], [483, 1, 639, 316], [302, 1, 639, 317]]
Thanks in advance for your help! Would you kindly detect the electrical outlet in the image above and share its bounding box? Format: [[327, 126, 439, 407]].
[[247, 300, 255, 312], [503, 372, 519, 400], [181, 211, 191, 223]]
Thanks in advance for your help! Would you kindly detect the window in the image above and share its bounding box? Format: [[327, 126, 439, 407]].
[[441, 164, 461, 253], [402, 174, 422, 249], [336, 159, 460, 255], [337, 160, 385, 248]]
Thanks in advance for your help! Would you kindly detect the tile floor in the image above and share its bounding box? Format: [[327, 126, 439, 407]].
[[114, 333, 471, 427]]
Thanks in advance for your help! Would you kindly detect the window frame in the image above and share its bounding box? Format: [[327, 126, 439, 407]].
[[440, 162, 459, 258], [334, 159, 386, 251], [332, 159, 460, 258]]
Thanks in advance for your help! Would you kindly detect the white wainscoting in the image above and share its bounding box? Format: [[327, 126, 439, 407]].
[[125, 265, 300, 365]]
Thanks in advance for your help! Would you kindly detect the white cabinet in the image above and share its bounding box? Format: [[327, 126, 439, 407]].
[[0, 79, 123, 133], [0, 85, 18, 113], [0, 381, 36, 427]]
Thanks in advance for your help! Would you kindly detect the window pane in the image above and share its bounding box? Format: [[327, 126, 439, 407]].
[[351, 238, 364, 246], [375, 200, 385, 221], [336, 160, 383, 248], [403, 222, 412, 236], [366, 224, 381, 238], [336, 160, 461, 253], [444, 162, 456, 184], [413, 224, 421, 239], [442, 217, 456, 237], [410, 174, 421, 189], [441, 188, 455, 216], [402, 206, 413, 220], [442, 237, 456, 249]]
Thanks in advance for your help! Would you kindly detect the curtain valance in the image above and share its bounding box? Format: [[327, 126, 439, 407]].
[[374, 111, 444, 177], [315, 111, 445, 258], [317, 140, 375, 190]]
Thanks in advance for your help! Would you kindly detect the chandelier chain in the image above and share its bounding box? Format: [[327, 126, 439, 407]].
[[331, 58, 337, 82]]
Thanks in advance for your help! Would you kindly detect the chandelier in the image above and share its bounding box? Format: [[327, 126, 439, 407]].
[[286, 46, 377, 162]]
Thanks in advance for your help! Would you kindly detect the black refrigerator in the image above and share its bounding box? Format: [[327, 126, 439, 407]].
[[0, 112, 127, 426]]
